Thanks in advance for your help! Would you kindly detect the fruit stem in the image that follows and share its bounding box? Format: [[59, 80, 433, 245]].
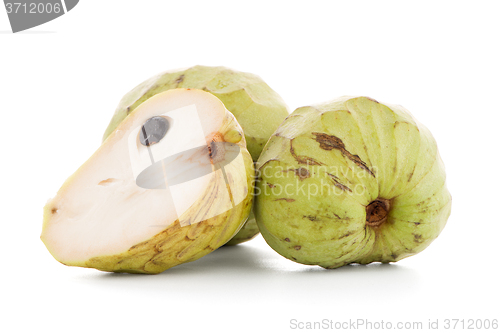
[[366, 199, 391, 227]]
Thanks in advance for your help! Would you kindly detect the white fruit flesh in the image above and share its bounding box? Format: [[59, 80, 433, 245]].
[[42, 89, 230, 265]]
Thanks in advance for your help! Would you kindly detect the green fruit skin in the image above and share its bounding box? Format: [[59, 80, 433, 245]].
[[224, 210, 259, 246], [255, 96, 451, 268], [102, 66, 289, 245]]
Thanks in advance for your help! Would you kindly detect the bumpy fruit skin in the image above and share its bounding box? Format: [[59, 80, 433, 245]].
[[255, 96, 451, 268], [103, 66, 289, 245]]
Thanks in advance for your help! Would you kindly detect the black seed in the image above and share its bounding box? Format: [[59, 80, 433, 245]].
[[139, 117, 169, 146]]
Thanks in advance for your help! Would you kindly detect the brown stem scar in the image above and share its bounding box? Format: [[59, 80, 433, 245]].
[[366, 199, 391, 227]]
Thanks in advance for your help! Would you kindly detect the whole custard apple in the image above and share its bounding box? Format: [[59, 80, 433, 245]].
[[254, 96, 451, 268]]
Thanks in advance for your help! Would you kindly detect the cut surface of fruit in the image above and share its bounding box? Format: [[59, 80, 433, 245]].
[[41, 89, 254, 273]]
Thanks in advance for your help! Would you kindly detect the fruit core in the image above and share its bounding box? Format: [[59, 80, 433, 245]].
[[209, 133, 225, 164], [366, 199, 391, 227]]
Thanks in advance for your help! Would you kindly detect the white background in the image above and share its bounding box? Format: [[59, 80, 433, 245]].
[[1, 1, 499, 332]]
